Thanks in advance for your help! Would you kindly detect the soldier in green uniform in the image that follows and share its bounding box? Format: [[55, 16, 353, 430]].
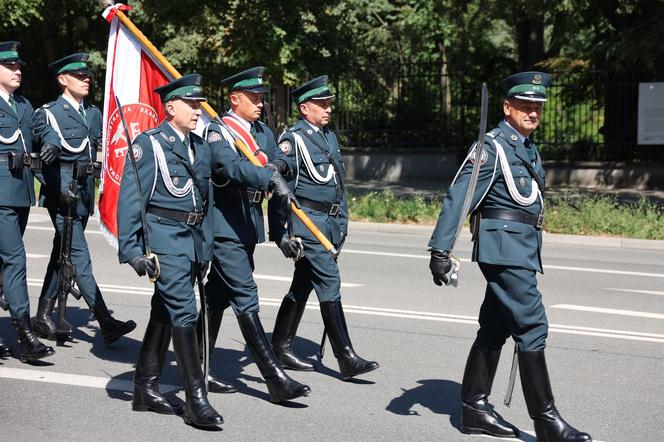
[[31, 53, 136, 344], [201, 67, 310, 403], [428, 72, 591, 441], [0, 41, 56, 362], [118, 74, 222, 427], [269, 76, 379, 380]]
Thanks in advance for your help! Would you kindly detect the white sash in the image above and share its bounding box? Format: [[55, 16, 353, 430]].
[[493, 139, 541, 206], [149, 135, 195, 205], [292, 132, 335, 184], [44, 108, 91, 155]]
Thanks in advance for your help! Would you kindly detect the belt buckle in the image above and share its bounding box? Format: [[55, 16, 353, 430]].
[[536, 214, 544, 228], [22, 153, 32, 167], [186, 212, 198, 225], [329, 203, 340, 216], [251, 191, 262, 204]]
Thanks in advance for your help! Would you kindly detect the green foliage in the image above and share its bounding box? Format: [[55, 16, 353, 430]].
[[0, 0, 44, 31], [348, 191, 664, 240], [348, 191, 441, 224]]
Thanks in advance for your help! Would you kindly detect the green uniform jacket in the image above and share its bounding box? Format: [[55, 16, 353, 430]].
[[428, 120, 545, 273]]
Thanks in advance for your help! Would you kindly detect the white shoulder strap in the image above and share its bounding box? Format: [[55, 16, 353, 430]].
[[493, 139, 541, 206], [292, 132, 335, 184], [149, 135, 194, 199]]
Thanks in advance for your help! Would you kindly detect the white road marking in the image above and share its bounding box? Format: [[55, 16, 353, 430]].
[[551, 304, 664, 320], [254, 273, 363, 287], [0, 367, 178, 393], [606, 287, 664, 296], [27, 226, 664, 279], [26, 254, 48, 258], [24, 278, 663, 343]]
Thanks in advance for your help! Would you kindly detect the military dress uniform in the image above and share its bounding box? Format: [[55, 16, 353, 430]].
[[270, 76, 379, 381], [118, 74, 222, 427], [200, 66, 310, 403], [428, 72, 591, 441], [31, 53, 136, 344], [0, 41, 56, 362]]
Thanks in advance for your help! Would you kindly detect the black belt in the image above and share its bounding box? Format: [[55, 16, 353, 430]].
[[148, 207, 205, 226], [215, 185, 264, 204], [481, 208, 544, 228], [298, 196, 341, 216], [60, 160, 102, 179], [0, 152, 41, 171]]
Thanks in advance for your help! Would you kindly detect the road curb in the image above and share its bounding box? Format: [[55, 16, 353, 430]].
[[349, 221, 664, 251]]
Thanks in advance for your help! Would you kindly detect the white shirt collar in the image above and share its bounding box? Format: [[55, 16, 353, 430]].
[[227, 109, 252, 132], [167, 122, 187, 144], [61, 93, 83, 110], [304, 119, 321, 133], [0, 90, 12, 106], [503, 120, 527, 144]]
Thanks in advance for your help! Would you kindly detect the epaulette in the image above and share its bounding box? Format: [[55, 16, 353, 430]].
[[145, 127, 161, 135], [40, 102, 54, 110], [486, 129, 499, 139]]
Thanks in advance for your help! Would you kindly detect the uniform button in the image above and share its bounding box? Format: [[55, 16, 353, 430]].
[[503, 225, 508, 228]]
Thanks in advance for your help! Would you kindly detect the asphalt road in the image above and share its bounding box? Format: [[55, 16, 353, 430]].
[[0, 208, 662, 441]]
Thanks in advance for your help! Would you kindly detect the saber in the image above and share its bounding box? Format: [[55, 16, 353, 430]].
[[503, 344, 519, 407], [196, 268, 210, 393], [446, 84, 488, 287], [317, 328, 327, 361], [114, 96, 160, 282]]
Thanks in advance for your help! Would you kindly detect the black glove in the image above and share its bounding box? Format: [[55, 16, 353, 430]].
[[128, 255, 158, 279], [429, 249, 452, 286], [60, 188, 79, 206], [266, 159, 289, 175], [39, 143, 59, 165], [199, 260, 210, 277], [278, 236, 304, 260], [267, 170, 292, 198]]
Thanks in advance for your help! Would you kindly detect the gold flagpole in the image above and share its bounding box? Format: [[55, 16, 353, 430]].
[[101, 1, 337, 255]]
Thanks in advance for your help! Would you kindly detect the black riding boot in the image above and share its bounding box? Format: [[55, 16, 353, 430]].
[[89, 291, 137, 345], [237, 312, 310, 403], [0, 335, 12, 358], [133, 320, 179, 414], [460, 344, 518, 437], [271, 297, 315, 371], [320, 300, 379, 380], [519, 351, 592, 442], [196, 309, 236, 393], [31, 297, 57, 339], [12, 313, 54, 362], [172, 326, 223, 427]]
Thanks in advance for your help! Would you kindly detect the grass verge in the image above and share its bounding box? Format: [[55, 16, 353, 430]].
[[347, 191, 664, 240]]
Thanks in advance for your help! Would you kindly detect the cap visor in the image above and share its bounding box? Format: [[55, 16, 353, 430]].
[[513, 94, 547, 102]]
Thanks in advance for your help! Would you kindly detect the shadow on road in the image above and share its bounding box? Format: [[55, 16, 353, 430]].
[[386, 379, 462, 429]]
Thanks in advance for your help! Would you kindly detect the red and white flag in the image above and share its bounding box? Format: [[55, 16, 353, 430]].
[[99, 10, 210, 248]]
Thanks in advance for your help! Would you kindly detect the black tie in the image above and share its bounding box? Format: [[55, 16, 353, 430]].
[[524, 138, 536, 163]]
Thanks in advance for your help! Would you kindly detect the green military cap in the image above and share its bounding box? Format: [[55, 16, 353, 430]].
[[154, 73, 207, 102], [49, 52, 93, 77], [220, 66, 269, 93], [0, 41, 23, 65], [501, 71, 552, 102], [291, 75, 335, 104]]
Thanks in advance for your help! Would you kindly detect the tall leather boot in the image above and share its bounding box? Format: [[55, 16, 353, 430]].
[[196, 309, 236, 393], [89, 291, 137, 345], [0, 335, 12, 358], [320, 300, 379, 380], [31, 297, 57, 339], [133, 320, 179, 414], [460, 344, 518, 437], [12, 313, 55, 363], [519, 351, 592, 442], [271, 297, 315, 371], [237, 312, 310, 403], [172, 326, 223, 427]]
